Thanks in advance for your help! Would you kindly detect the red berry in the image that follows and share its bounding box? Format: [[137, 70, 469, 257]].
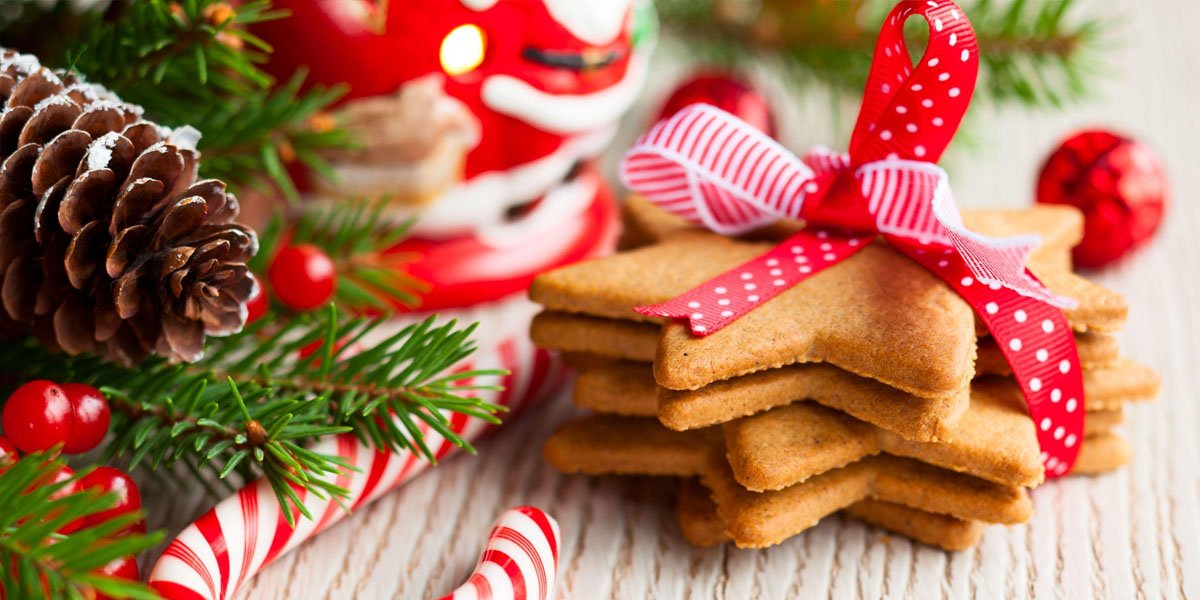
[[2, 380, 74, 453], [60, 384, 110, 455], [267, 244, 337, 311], [42, 465, 83, 534], [92, 554, 140, 600], [79, 467, 142, 529], [245, 276, 270, 324]]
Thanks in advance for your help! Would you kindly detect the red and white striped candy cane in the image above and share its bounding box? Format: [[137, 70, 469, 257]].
[[148, 296, 567, 600], [438, 506, 561, 600]]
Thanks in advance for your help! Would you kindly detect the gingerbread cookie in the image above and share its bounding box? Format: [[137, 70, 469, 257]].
[[544, 414, 1031, 549]]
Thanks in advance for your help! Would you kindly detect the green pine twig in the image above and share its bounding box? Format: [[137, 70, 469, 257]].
[[0, 309, 505, 526], [0, 452, 163, 600], [5, 0, 353, 197]]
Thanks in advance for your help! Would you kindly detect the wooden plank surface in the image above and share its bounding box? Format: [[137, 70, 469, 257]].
[[144, 0, 1199, 597]]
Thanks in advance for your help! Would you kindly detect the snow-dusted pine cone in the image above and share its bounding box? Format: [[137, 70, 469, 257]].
[[0, 48, 257, 365]]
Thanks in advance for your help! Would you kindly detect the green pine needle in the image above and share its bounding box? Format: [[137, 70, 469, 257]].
[[0, 308, 505, 527], [0, 453, 163, 600]]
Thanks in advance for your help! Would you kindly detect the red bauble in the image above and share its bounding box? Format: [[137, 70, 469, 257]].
[[92, 554, 140, 600], [2, 380, 73, 453], [79, 467, 142, 529], [60, 384, 110, 455], [1036, 129, 1167, 268], [245, 276, 269, 324], [268, 244, 337, 311], [658, 72, 776, 138]]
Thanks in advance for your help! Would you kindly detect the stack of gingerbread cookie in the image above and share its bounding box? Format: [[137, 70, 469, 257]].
[[531, 196, 1159, 550]]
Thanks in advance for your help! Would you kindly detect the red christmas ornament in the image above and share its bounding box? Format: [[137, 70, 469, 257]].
[[2, 380, 73, 454], [245, 276, 269, 324], [268, 244, 337, 311], [60, 384, 110, 455], [79, 467, 142, 530], [658, 72, 776, 138], [1037, 129, 1168, 268]]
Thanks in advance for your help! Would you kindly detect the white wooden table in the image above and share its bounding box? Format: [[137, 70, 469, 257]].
[[145, 0, 1200, 597]]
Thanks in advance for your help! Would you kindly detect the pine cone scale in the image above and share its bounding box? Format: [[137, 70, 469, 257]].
[[60, 168, 117, 235], [32, 131, 90, 195]]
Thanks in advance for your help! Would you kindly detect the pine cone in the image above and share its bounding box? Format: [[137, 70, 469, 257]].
[[0, 49, 258, 365]]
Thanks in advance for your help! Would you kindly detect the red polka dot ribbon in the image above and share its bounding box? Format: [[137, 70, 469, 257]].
[[618, 0, 1085, 476]]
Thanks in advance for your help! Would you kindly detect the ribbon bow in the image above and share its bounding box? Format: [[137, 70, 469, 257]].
[[619, 0, 1085, 477]]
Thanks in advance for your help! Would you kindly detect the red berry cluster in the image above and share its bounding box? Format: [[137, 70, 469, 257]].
[[2, 380, 110, 455], [1, 382, 142, 595]]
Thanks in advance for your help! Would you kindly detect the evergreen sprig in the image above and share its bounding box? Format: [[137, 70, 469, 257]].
[[0, 0, 352, 197], [656, 0, 1107, 109], [254, 198, 430, 311], [0, 452, 163, 600], [0, 309, 505, 525]]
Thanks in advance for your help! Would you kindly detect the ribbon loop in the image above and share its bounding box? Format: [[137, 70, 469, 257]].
[[620, 104, 817, 235], [850, 0, 979, 165]]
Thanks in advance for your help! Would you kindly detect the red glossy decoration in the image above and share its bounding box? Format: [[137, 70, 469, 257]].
[[60, 384, 110, 455], [45, 465, 83, 534], [245, 277, 269, 324], [2, 380, 73, 453], [268, 244, 337, 311], [93, 555, 140, 600], [658, 71, 776, 138], [79, 467, 143, 529], [1037, 129, 1168, 268]]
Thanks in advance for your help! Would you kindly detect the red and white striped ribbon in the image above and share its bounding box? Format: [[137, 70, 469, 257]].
[[439, 506, 561, 600], [620, 0, 1086, 476], [148, 297, 568, 600]]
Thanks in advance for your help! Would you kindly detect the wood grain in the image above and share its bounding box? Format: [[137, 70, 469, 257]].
[[141, 0, 1198, 597]]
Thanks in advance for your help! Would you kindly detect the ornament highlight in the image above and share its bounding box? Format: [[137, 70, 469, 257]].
[[1036, 129, 1167, 268]]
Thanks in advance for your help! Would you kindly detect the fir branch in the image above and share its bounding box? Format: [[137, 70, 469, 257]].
[[0, 452, 162, 600], [0, 309, 505, 525], [0, 0, 353, 197], [657, 0, 1108, 109]]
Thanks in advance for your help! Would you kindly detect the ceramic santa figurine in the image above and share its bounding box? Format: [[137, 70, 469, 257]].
[[253, 0, 654, 396]]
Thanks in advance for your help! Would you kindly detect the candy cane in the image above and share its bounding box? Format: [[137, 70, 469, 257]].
[[148, 296, 568, 600], [438, 507, 561, 600]]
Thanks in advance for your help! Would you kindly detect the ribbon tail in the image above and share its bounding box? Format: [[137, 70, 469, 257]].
[[635, 230, 876, 336], [895, 242, 1085, 477], [620, 104, 821, 235], [930, 180, 1079, 310]]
